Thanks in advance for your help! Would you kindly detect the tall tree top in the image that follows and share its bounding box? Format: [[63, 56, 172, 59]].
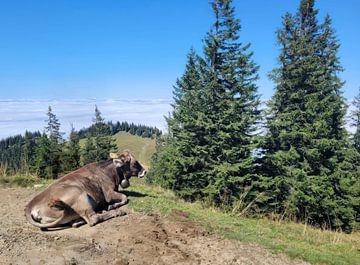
[[93, 105, 105, 124], [299, 0, 318, 26], [45, 106, 62, 143]]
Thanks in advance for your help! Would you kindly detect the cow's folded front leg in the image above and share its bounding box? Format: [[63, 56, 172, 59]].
[[88, 208, 127, 226], [104, 191, 128, 211]]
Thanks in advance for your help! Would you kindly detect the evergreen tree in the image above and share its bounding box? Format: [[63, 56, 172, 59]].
[[22, 131, 37, 174], [148, 50, 210, 200], [88, 105, 116, 162], [260, 0, 356, 231], [150, 0, 261, 209], [44, 106, 63, 178], [34, 133, 51, 178], [82, 135, 96, 165], [62, 125, 81, 172], [350, 89, 360, 228], [201, 0, 261, 206], [352, 89, 360, 152]]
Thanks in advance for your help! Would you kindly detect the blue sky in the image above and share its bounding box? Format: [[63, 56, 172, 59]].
[[0, 1, 359, 139], [0, 0, 358, 100]]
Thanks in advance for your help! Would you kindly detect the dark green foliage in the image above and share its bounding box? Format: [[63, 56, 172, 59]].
[[81, 135, 97, 165], [149, 0, 261, 209], [34, 133, 51, 179], [148, 50, 211, 201], [352, 89, 360, 152], [93, 105, 117, 161], [78, 121, 161, 139], [0, 131, 40, 174], [350, 89, 360, 229], [81, 106, 117, 164], [62, 125, 81, 172], [260, 0, 356, 231], [201, 0, 261, 206], [42, 106, 63, 179], [22, 131, 38, 173]]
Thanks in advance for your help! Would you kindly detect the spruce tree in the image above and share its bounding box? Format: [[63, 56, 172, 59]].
[[350, 89, 360, 228], [148, 50, 210, 200], [21, 131, 37, 174], [261, 0, 356, 231], [44, 106, 63, 178], [82, 105, 116, 163], [352, 89, 360, 152], [34, 133, 51, 178], [201, 0, 261, 207], [63, 125, 81, 172], [82, 135, 96, 165], [150, 0, 261, 209]]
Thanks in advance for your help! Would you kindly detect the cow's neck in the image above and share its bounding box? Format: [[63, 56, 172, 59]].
[[98, 160, 121, 188]]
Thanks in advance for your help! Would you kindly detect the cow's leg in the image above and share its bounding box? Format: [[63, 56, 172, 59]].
[[72, 219, 86, 228], [71, 192, 126, 227], [69, 192, 100, 226], [103, 189, 128, 211], [108, 193, 128, 210], [89, 208, 127, 225]]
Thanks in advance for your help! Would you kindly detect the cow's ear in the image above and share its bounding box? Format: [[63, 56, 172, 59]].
[[113, 159, 125, 168]]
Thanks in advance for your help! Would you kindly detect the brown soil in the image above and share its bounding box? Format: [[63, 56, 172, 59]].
[[0, 187, 309, 265]]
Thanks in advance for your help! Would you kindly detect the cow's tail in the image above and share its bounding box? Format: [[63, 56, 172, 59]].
[[25, 200, 67, 229]]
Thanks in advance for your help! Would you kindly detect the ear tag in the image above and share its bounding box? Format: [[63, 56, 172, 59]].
[[110, 153, 118, 159]]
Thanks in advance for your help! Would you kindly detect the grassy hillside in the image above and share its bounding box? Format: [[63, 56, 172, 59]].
[[126, 179, 360, 265], [80, 132, 156, 169], [113, 132, 155, 168]]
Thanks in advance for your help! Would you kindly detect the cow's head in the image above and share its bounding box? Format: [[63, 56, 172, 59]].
[[110, 151, 147, 188]]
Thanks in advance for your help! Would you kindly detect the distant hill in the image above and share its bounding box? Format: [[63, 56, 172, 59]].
[[113, 132, 156, 169], [80, 132, 156, 169]]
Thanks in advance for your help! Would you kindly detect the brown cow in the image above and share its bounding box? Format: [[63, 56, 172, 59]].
[[24, 151, 146, 229]]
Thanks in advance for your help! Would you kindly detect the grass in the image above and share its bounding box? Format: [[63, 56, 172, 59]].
[[1, 174, 359, 264], [126, 178, 360, 265], [113, 132, 155, 168], [0, 174, 50, 187], [2, 133, 359, 264], [79, 132, 156, 168]]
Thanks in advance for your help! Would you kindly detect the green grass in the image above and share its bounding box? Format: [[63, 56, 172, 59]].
[[80, 132, 156, 168], [3, 132, 359, 264], [126, 178, 360, 265], [113, 132, 155, 168], [2, 173, 359, 264], [0, 174, 50, 187]]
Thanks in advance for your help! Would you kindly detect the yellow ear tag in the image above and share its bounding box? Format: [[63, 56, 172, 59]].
[[110, 153, 118, 159]]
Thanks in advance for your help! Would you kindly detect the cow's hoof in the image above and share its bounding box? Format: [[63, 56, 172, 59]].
[[72, 220, 86, 228], [116, 210, 127, 217]]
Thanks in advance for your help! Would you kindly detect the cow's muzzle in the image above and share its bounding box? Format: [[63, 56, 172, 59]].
[[138, 169, 147, 178]]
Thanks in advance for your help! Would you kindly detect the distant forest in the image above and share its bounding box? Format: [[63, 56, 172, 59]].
[[78, 120, 161, 139], [0, 106, 161, 176]]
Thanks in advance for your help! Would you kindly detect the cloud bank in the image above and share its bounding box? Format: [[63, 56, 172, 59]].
[[0, 99, 172, 139], [0, 98, 356, 140]]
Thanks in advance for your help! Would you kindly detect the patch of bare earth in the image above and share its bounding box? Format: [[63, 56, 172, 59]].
[[0, 187, 309, 265]]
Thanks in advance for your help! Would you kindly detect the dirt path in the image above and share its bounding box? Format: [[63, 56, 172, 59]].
[[0, 187, 309, 265]]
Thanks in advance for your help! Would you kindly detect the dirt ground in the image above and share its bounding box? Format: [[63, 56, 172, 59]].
[[0, 187, 309, 265]]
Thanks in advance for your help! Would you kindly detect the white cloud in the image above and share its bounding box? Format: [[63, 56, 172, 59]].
[[0, 99, 172, 139], [0, 98, 356, 140]]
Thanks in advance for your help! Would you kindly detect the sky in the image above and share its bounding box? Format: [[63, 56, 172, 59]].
[[0, 0, 359, 138]]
